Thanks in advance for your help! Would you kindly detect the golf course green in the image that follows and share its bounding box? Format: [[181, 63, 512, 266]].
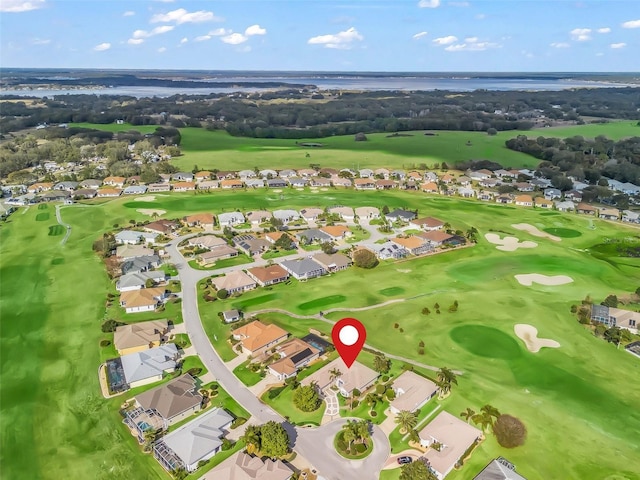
[[1, 187, 639, 480]]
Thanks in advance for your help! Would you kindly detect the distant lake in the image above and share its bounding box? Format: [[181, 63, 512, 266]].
[[1, 75, 635, 98]]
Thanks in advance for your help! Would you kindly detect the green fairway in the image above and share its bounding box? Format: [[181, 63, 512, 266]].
[[3, 188, 640, 480], [261, 385, 324, 426]]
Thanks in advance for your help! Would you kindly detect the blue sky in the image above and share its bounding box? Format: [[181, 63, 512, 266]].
[[1, 0, 638, 72]]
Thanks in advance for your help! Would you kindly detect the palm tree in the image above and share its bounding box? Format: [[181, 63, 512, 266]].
[[465, 226, 478, 242], [395, 410, 418, 434], [342, 424, 357, 454], [240, 425, 261, 455], [329, 368, 343, 384], [355, 419, 371, 446], [437, 367, 458, 398], [472, 412, 494, 432], [481, 404, 501, 425], [460, 407, 476, 424], [443, 222, 452, 233]]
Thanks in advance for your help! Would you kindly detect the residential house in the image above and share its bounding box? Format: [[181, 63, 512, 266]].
[[188, 235, 227, 250], [311, 252, 352, 272], [417, 231, 459, 247], [273, 209, 301, 224], [119, 287, 167, 313], [267, 178, 287, 188], [116, 271, 167, 292], [421, 182, 440, 194], [116, 244, 154, 259], [238, 170, 256, 180], [332, 177, 352, 188], [153, 408, 233, 473], [407, 171, 423, 181], [54, 181, 79, 191], [321, 168, 340, 176], [198, 180, 220, 190], [590, 305, 639, 334], [479, 178, 499, 188], [359, 168, 374, 178], [353, 177, 376, 190], [544, 188, 562, 200], [622, 210, 640, 223], [319, 225, 352, 241], [114, 320, 169, 355], [299, 207, 323, 222], [222, 309, 241, 323], [458, 186, 476, 198], [121, 255, 161, 275], [123, 185, 148, 195], [196, 246, 239, 266], [145, 220, 179, 236], [391, 236, 432, 256], [385, 208, 417, 222], [309, 177, 331, 188], [280, 258, 327, 280], [361, 242, 407, 260], [148, 183, 172, 193], [457, 176, 472, 186], [104, 176, 126, 187], [211, 271, 257, 295], [564, 190, 583, 202], [355, 206, 380, 219], [134, 373, 203, 427], [209, 452, 293, 480], [514, 182, 534, 192], [424, 172, 439, 182], [73, 188, 97, 199], [172, 182, 196, 192], [268, 338, 321, 380], [217, 171, 237, 180], [264, 231, 294, 246], [288, 177, 308, 188], [79, 179, 102, 189], [494, 169, 517, 179], [159, 174, 172, 183], [279, 169, 297, 178], [245, 179, 265, 189], [172, 172, 194, 182], [183, 213, 215, 229], [327, 206, 355, 221], [115, 230, 159, 245], [232, 320, 289, 357], [391, 169, 406, 180], [97, 188, 122, 197], [246, 210, 272, 225], [302, 358, 378, 397], [120, 343, 178, 389], [217, 212, 245, 226], [533, 197, 553, 209], [375, 179, 397, 190], [389, 371, 438, 415], [374, 168, 390, 179], [599, 207, 620, 221], [232, 235, 271, 256], [576, 203, 597, 215], [194, 171, 212, 182], [296, 229, 333, 244], [259, 169, 278, 179], [496, 194, 514, 204], [440, 174, 454, 184], [478, 190, 495, 201], [474, 457, 528, 480], [418, 411, 483, 480], [41, 190, 71, 202], [221, 179, 244, 189], [410, 217, 444, 231], [555, 200, 575, 212], [246, 264, 290, 287], [514, 195, 533, 207], [469, 170, 492, 181]]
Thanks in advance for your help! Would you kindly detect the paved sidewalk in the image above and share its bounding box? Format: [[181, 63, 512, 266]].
[[248, 376, 282, 396], [379, 407, 398, 436], [225, 353, 248, 370]]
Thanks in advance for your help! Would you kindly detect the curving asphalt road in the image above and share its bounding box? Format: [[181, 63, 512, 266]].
[[166, 238, 390, 480]]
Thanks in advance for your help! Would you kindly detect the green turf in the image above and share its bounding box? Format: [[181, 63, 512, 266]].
[[298, 294, 347, 311], [232, 360, 264, 387], [261, 385, 324, 426], [35, 212, 50, 221], [543, 227, 582, 238], [48, 224, 64, 236], [450, 326, 523, 360], [378, 286, 405, 297]]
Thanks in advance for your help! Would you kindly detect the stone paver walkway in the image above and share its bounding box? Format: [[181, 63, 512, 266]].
[[324, 389, 339, 416]]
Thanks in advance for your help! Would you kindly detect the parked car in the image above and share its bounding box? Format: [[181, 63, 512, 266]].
[[397, 456, 412, 465]]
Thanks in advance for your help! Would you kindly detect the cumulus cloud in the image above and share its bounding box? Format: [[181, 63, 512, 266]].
[[550, 42, 570, 48], [123, 10, 135, 17], [597, 27, 610, 33], [444, 40, 499, 51], [308, 27, 363, 49], [413, 31, 428, 39], [610, 42, 626, 49], [194, 35, 211, 42], [157, 47, 167, 53], [465, 36, 478, 43], [209, 28, 230, 36], [93, 42, 111, 51], [622, 19, 640, 28], [418, 0, 440, 8], [31, 38, 51, 45], [180, 37, 188, 44], [0, 0, 45, 12], [245, 24, 266, 36], [132, 25, 174, 39], [221, 32, 248, 45], [432, 35, 457, 45], [127, 38, 144, 45], [150, 8, 221, 24], [570, 28, 591, 41]]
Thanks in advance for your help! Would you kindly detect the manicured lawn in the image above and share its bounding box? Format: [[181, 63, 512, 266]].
[[261, 385, 324, 426], [180, 355, 208, 377], [189, 254, 254, 271], [232, 360, 265, 387], [334, 431, 373, 460], [262, 249, 296, 260]]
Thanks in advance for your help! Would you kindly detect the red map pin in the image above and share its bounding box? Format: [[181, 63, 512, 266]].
[[332, 317, 367, 368]]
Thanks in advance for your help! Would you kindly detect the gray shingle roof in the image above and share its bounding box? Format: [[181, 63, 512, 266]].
[[121, 344, 178, 384]]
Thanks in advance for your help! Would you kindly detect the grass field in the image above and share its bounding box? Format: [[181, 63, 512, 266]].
[[70, 121, 640, 172], [2, 188, 640, 480]]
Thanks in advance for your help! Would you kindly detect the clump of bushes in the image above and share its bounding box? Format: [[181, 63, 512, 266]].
[[493, 414, 527, 448]]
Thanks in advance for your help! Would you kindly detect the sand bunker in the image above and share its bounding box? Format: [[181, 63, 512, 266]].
[[396, 268, 412, 273], [134, 195, 156, 202], [515, 274, 573, 286], [485, 233, 538, 251], [296, 188, 304, 191], [272, 189, 283, 193], [514, 324, 560, 353], [320, 188, 329, 191], [512, 223, 561, 241], [137, 209, 166, 217]]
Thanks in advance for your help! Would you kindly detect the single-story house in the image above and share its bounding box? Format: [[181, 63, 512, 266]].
[[245, 179, 265, 189], [302, 358, 378, 397], [319, 225, 352, 240], [478, 190, 496, 202], [555, 200, 575, 212], [327, 206, 355, 221], [268, 338, 321, 380], [564, 190, 583, 202], [267, 178, 288, 188], [418, 411, 483, 480], [458, 186, 476, 198], [144, 220, 179, 236], [534, 197, 553, 209], [358, 168, 375, 178], [288, 177, 308, 188], [115, 230, 159, 245], [104, 176, 126, 187], [515, 182, 534, 192], [279, 169, 297, 178], [496, 194, 514, 204], [273, 209, 300, 224], [418, 230, 464, 247], [211, 271, 257, 295], [135, 373, 203, 426], [332, 177, 352, 188], [375, 168, 390, 179], [296, 229, 333, 244], [361, 242, 408, 260], [246, 210, 272, 225], [299, 207, 323, 221], [222, 309, 242, 323], [120, 343, 178, 389], [457, 176, 471, 186], [576, 203, 597, 215], [121, 254, 162, 275], [469, 170, 491, 181], [355, 206, 380, 219], [172, 182, 196, 192], [311, 252, 352, 272], [309, 177, 331, 187], [246, 264, 290, 286], [260, 169, 278, 178], [385, 209, 417, 222], [440, 174, 454, 184], [119, 287, 167, 313], [232, 235, 271, 256], [79, 179, 102, 189], [391, 236, 432, 256], [221, 179, 244, 189], [123, 185, 148, 195], [73, 188, 97, 199], [209, 452, 293, 480], [376, 179, 398, 190], [622, 210, 640, 223], [54, 181, 79, 191], [391, 169, 406, 180], [97, 188, 122, 197], [217, 212, 245, 226], [410, 217, 444, 231], [194, 171, 212, 182], [188, 235, 227, 250], [196, 246, 239, 266], [238, 170, 256, 179], [591, 305, 639, 334], [198, 180, 220, 190], [495, 169, 517, 179], [473, 457, 528, 480], [217, 171, 237, 180], [232, 320, 289, 357], [389, 370, 438, 415], [116, 244, 155, 259], [172, 172, 194, 182], [544, 188, 562, 200], [114, 320, 169, 355], [280, 258, 327, 280], [479, 178, 499, 188], [264, 231, 294, 246], [41, 190, 71, 202], [421, 182, 439, 194], [148, 183, 172, 193], [515, 195, 533, 207], [354, 178, 376, 190], [599, 207, 620, 221], [153, 407, 233, 473], [183, 213, 215, 229], [116, 270, 167, 292]]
